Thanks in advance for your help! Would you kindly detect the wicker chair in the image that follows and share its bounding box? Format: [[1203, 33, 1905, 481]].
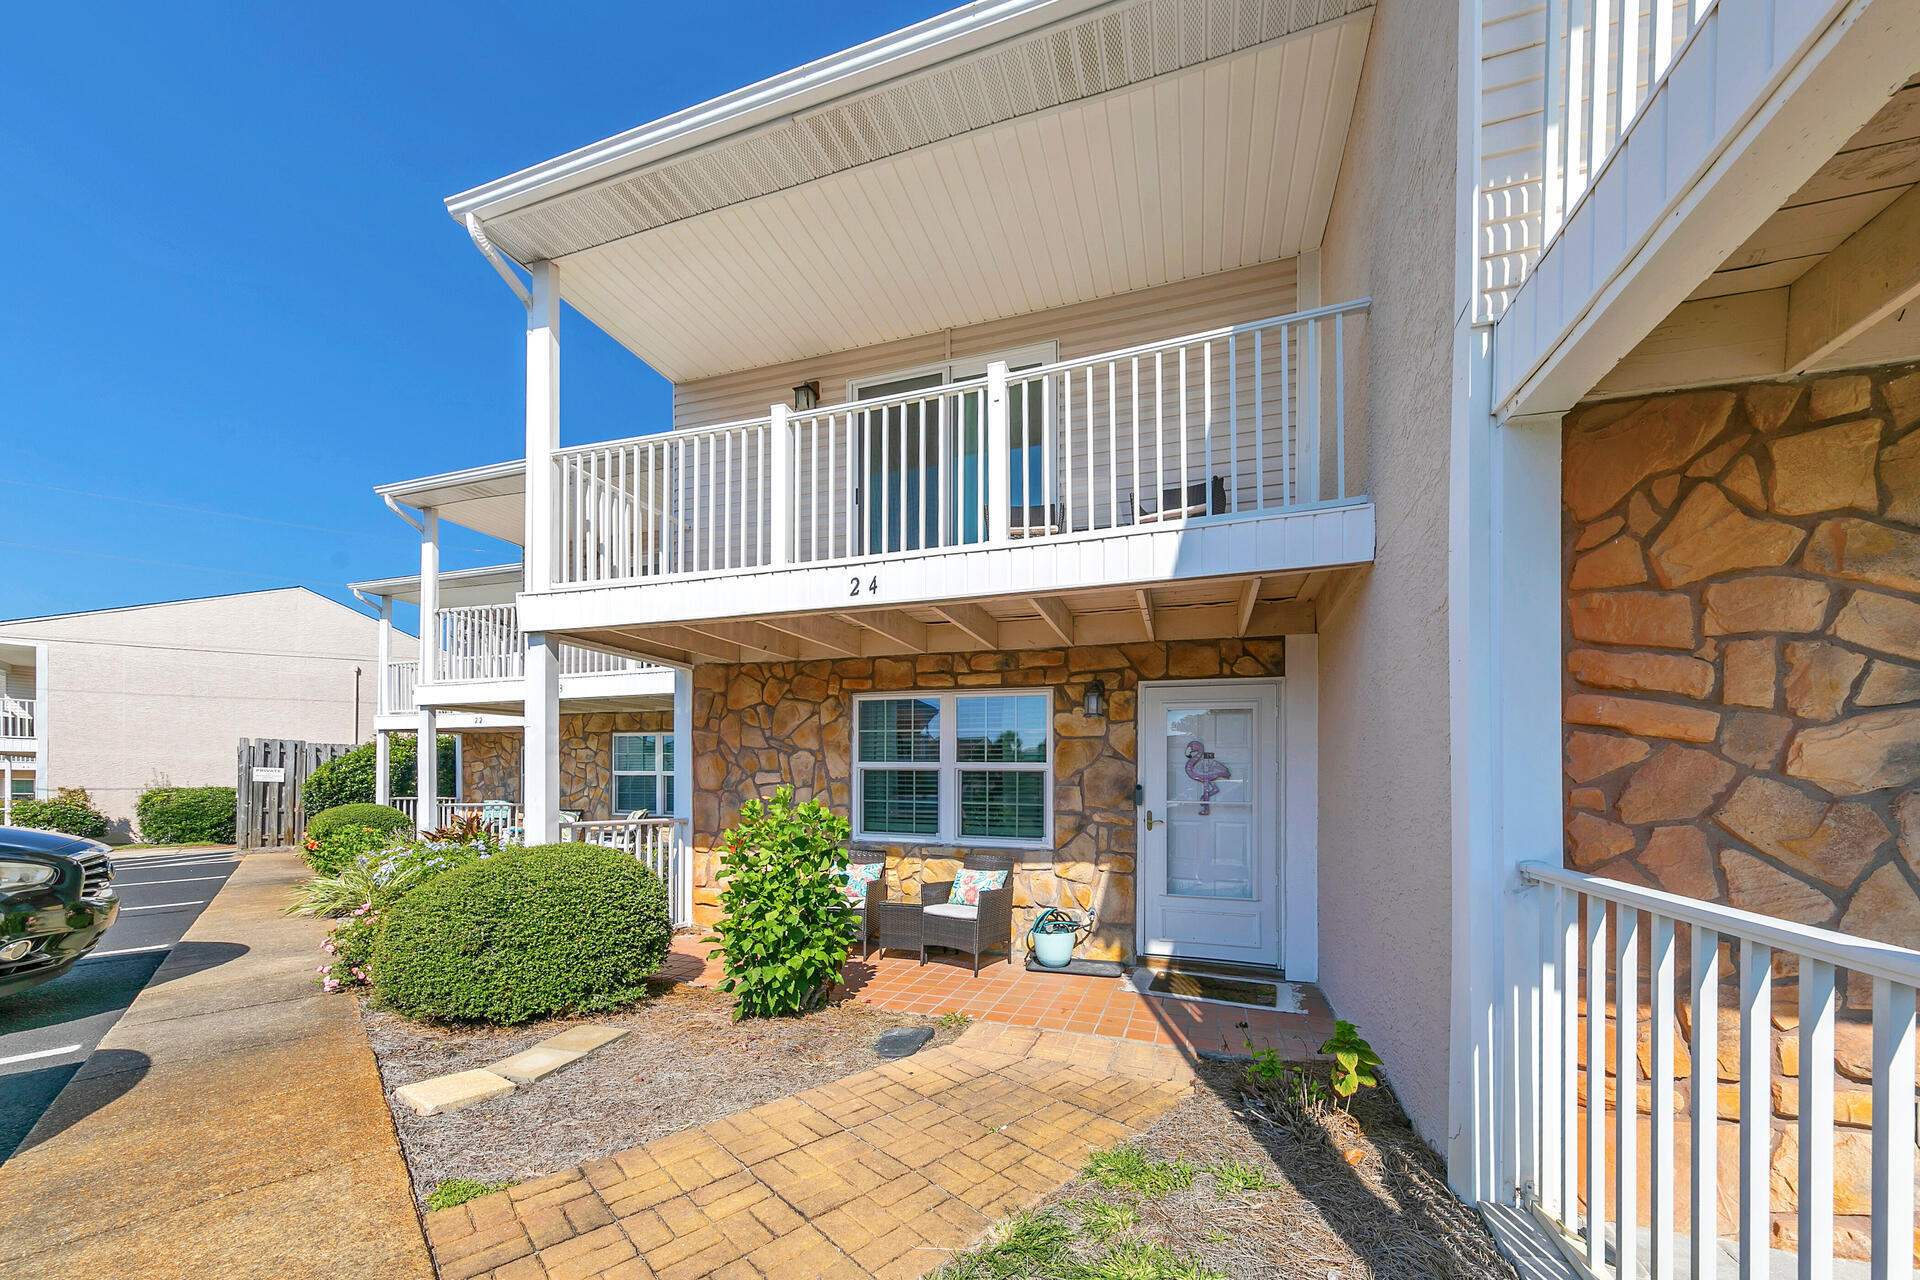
[[918, 853, 1016, 975], [844, 865, 889, 959]]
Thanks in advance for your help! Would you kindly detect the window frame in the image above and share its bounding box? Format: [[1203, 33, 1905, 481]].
[[851, 690, 1053, 850], [610, 731, 675, 817]]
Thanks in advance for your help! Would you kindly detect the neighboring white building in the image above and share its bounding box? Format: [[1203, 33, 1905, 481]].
[[0, 588, 408, 839], [362, 0, 1920, 1265]]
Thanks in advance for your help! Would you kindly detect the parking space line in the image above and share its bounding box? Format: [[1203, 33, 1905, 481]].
[[0, 1044, 85, 1067], [109, 875, 232, 886], [80, 944, 173, 960], [120, 901, 208, 912]]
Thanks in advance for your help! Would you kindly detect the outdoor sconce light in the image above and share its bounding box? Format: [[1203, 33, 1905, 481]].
[[1085, 679, 1106, 717], [792, 380, 821, 411]]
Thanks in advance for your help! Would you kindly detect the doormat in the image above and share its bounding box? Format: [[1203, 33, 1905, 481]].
[[1125, 967, 1305, 1013], [1024, 955, 1129, 978]]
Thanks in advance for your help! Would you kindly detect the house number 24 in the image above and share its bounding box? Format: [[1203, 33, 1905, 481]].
[[849, 575, 879, 597]]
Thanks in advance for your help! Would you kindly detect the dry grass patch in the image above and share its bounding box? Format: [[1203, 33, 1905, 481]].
[[363, 979, 959, 1204]]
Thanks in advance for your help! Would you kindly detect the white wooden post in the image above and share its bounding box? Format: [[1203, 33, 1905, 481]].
[[526, 261, 561, 592], [769, 403, 792, 566], [419, 509, 441, 686], [985, 361, 1010, 542], [523, 632, 561, 846], [671, 665, 691, 823], [416, 709, 438, 836], [374, 730, 391, 807], [374, 595, 393, 714], [2, 758, 11, 825], [31, 646, 47, 799]]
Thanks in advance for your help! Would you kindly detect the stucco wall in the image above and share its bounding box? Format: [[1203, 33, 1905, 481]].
[[457, 711, 673, 817], [686, 641, 1287, 961], [0, 589, 407, 838], [1311, 0, 1460, 1148]]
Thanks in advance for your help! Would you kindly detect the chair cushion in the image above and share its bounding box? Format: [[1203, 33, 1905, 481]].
[[839, 862, 885, 906], [924, 903, 978, 920], [947, 867, 1008, 906]]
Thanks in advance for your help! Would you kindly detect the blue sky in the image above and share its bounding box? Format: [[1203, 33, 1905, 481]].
[[0, 0, 924, 630]]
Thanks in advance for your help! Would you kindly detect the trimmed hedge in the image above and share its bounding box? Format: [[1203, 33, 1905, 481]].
[[302, 735, 456, 815], [371, 842, 671, 1024], [308, 803, 413, 842], [135, 786, 236, 845], [10, 788, 109, 841]]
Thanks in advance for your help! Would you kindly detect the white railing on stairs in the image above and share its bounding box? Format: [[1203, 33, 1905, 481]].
[[1518, 862, 1917, 1280], [549, 300, 1367, 587]]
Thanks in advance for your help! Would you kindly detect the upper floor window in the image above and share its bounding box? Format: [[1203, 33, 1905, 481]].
[[853, 691, 1050, 848], [612, 732, 674, 816]]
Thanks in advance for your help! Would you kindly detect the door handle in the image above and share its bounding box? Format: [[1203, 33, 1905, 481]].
[[1143, 809, 1159, 831]]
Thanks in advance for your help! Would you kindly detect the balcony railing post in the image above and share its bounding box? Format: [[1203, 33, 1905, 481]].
[[769, 403, 792, 567], [986, 360, 1010, 542]]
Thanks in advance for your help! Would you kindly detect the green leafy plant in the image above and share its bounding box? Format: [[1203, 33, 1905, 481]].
[[936, 1011, 973, 1030], [307, 803, 414, 842], [704, 786, 857, 1020], [301, 817, 407, 877], [318, 904, 383, 992], [1077, 1239, 1226, 1280], [425, 1178, 518, 1212], [135, 786, 236, 844], [1082, 1147, 1194, 1198], [301, 734, 456, 815], [1068, 1197, 1140, 1241], [290, 833, 502, 917], [1319, 1020, 1382, 1102], [10, 788, 110, 840], [930, 1209, 1077, 1279], [371, 842, 669, 1024], [1205, 1160, 1274, 1193]]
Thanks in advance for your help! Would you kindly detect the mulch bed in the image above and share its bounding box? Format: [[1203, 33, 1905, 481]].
[[985, 1059, 1520, 1280], [362, 980, 960, 1205]]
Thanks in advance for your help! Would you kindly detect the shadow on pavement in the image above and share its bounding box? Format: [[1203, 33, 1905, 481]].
[[7, 1049, 150, 1159], [0, 954, 167, 1036], [147, 941, 249, 987]]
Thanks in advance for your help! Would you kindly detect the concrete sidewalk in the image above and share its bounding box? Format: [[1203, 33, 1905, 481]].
[[0, 850, 433, 1280]]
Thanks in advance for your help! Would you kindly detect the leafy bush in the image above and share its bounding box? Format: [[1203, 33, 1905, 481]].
[[302, 808, 412, 877], [301, 734, 456, 815], [705, 786, 856, 1020], [1320, 1020, 1383, 1102], [291, 832, 501, 917], [318, 904, 383, 992], [371, 842, 670, 1024], [135, 786, 236, 844], [10, 788, 109, 840]]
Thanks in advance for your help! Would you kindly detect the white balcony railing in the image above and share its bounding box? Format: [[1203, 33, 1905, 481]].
[[1517, 862, 1917, 1280], [1540, 0, 1707, 249], [550, 301, 1367, 588], [426, 605, 658, 685], [384, 661, 418, 715], [1, 697, 35, 741]]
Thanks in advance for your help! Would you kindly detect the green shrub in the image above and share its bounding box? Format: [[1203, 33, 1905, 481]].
[[135, 786, 236, 844], [289, 834, 500, 917], [371, 842, 670, 1024], [11, 788, 109, 841], [319, 904, 384, 992], [302, 806, 413, 876], [301, 734, 456, 815], [307, 803, 413, 842], [705, 786, 856, 1020]]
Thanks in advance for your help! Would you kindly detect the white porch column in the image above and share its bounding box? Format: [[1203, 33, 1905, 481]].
[[523, 632, 562, 845], [374, 730, 392, 807], [418, 510, 440, 685], [374, 594, 394, 715], [672, 666, 692, 822], [416, 709, 439, 835], [526, 261, 560, 592], [3, 758, 12, 825], [984, 361, 1009, 543], [1446, 317, 1564, 1205], [32, 644, 48, 799], [1280, 632, 1319, 983]]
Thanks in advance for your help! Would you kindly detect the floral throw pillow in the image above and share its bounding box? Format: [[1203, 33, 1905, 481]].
[[948, 867, 1008, 906], [840, 862, 885, 907]]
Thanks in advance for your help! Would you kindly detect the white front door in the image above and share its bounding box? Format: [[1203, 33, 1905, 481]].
[[1137, 681, 1282, 967]]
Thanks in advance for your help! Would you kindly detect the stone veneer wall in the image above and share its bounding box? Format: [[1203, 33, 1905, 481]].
[[1563, 365, 1920, 1254], [456, 711, 672, 818], [687, 639, 1287, 959], [1562, 366, 1920, 948]]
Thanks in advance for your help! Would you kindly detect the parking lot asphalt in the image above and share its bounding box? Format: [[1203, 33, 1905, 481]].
[[0, 847, 239, 1162]]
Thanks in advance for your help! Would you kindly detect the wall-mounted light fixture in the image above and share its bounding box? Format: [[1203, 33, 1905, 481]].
[[1085, 678, 1106, 717], [792, 380, 821, 411]]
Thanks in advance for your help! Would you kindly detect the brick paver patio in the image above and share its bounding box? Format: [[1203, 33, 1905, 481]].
[[658, 936, 1334, 1060], [424, 1023, 1198, 1280]]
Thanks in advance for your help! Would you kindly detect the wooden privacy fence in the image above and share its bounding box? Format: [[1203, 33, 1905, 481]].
[[236, 738, 352, 850]]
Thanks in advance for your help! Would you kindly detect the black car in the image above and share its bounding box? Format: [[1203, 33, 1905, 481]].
[[0, 827, 118, 997]]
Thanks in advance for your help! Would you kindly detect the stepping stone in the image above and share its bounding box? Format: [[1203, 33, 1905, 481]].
[[395, 1069, 515, 1117], [874, 1027, 935, 1059], [537, 1026, 629, 1054], [490, 1045, 586, 1084]]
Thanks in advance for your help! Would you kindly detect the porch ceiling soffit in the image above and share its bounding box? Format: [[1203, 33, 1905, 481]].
[[374, 464, 527, 546], [569, 570, 1325, 664], [476, 1, 1371, 381], [350, 564, 524, 608]]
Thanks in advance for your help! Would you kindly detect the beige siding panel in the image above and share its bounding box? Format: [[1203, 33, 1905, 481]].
[[673, 258, 1300, 430]]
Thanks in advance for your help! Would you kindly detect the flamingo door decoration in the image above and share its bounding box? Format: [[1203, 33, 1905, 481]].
[[1183, 740, 1231, 814]]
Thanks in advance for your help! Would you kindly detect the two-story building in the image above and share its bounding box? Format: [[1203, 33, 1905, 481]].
[[364, 0, 1920, 1268]]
